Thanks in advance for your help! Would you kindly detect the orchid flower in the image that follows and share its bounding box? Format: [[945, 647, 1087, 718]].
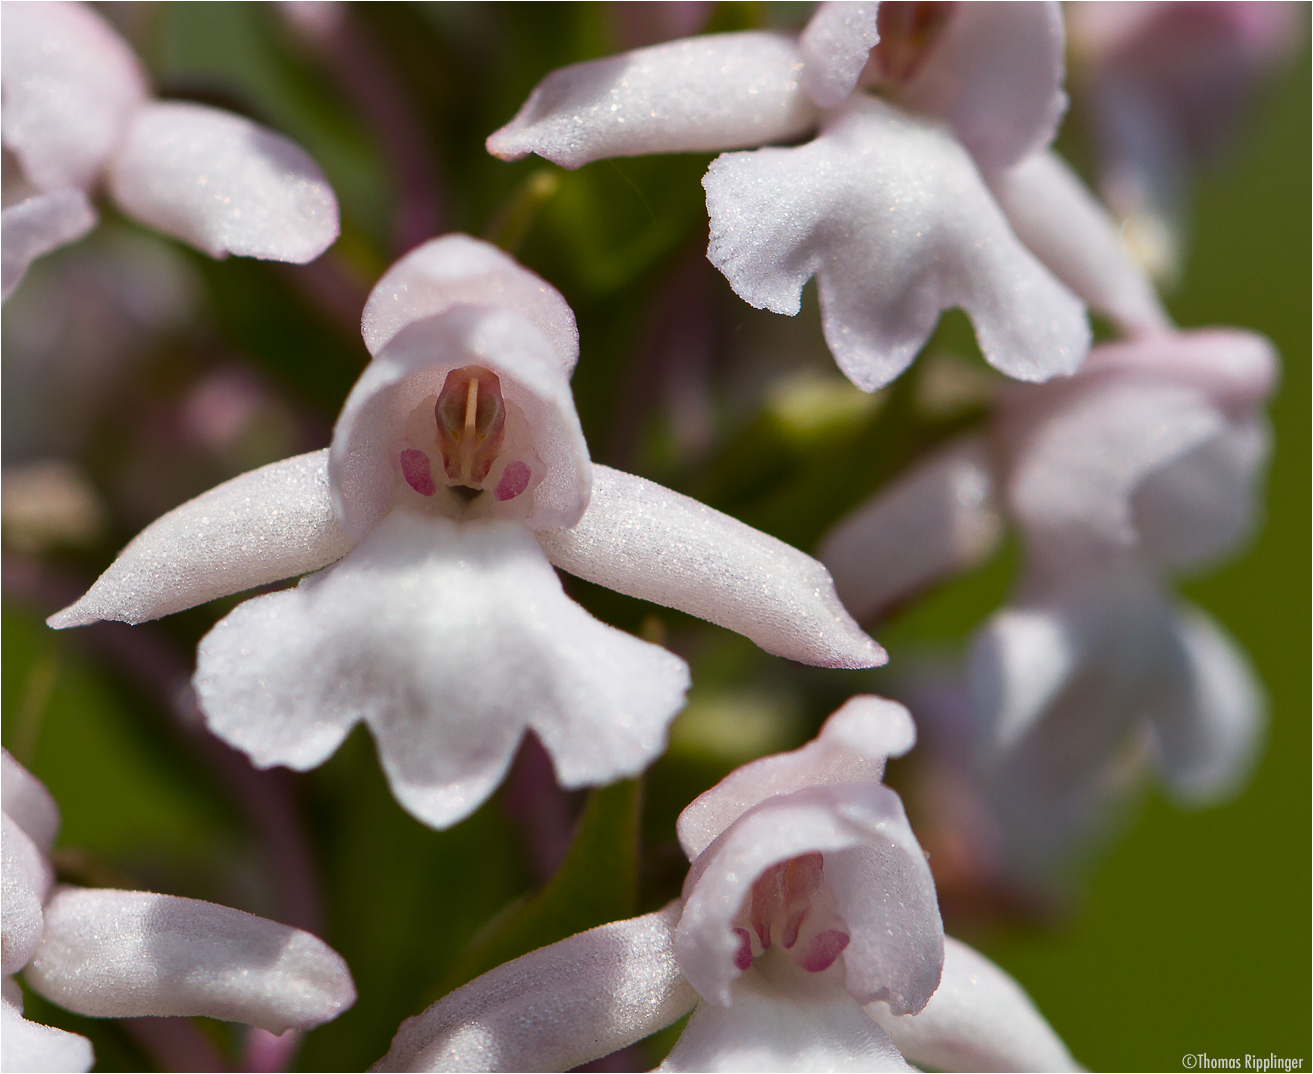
[[1, 750, 355, 1074], [373, 696, 1077, 1072], [822, 328, 1275, 873], [487, 1, 1101, 392], [1, 0, 340, 300], [48, 234, 881, 831]]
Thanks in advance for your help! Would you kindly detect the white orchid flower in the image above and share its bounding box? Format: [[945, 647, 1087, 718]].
[[1, 0, 340, 300], [1, 750, 356, 1074], [49, 235, 882, 831], [372, 696, 1077, 1072]]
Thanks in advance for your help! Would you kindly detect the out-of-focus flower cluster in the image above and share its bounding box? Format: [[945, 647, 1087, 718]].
[[1, 2, 1301, 1072]]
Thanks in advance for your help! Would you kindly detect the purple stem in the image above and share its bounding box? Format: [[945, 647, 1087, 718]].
[[122, 1017, 228, 1073], [240, 1028, 302, 1073], [501, 732, 578, 882]]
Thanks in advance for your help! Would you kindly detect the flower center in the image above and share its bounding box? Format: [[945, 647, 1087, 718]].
[[391, 365, 541, 517], [732, 852, 851, 976], [872, 1, 953, 85]]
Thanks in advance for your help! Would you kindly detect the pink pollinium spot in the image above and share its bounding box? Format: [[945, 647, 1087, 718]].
[[494, 460, 531, 502], [400, 449, 437, 496], [732, 928, 754, 972], [798, 929, 850, 974]]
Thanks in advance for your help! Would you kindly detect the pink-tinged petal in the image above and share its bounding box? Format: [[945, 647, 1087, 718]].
[[677, 784, 941, 1013], [333, 306, 590, 537], [799, 2, 881, 108], [1, 190, 97, 300], [1152, 604, 1265, 805], [2, 814, 53, 976], [677, 696, 915, 859], [900, 1, 1067, 172], [537, 465, 883, 669], [819, 437, 1001, 623], [990, 150, 1170, 336], [487, 33, 817, 169], [47, 450, 354, 629], [374, 904, 696, 1072], [0, 0, 148, 191], [107, 101, 340, 263], [195, 513, 688, 830], [869, 935, 1079, 1072], [660, 978, 911, 1073], [2, 750, 60, 851], [704, 97, 1088, 392], [24, 887, 356, 1032], [1, 998, 94, 1074], [360, 233, 580, 368]]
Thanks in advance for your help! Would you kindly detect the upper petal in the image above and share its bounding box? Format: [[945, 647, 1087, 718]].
[[333, 306, 591, 537], [107, 101, 340, 263], [374, 904, 696, 1072], [486, 33, 818, 168], [677, 695, 916, 859], [677, 784, 942, 1013], [24, 886, 356, 1033], [47, 450, 354, 629], [900, 1, 1068, 172], [1, 998, 94, 1074], [869, 935, 1079, 1072], [819, 437, 1002, 623], [536, 465, 883, 668], [990, 149, 1170, 336], [1, 190, 98, 301], [2, 750, 60, 851], [0, 0, 148, 191], [799, 2, 881, 108], [360, 233, 579, 368], [195, 512, 689, 830], [704, 97, 1089, 392]]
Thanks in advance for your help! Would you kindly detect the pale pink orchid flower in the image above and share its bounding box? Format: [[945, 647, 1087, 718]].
[[821, 328, 1275, 872], [373, 696, 1077, 1072], [1, 750, 356, 1074], [48, 235, 881, 831], [484, 1, 1154, 391], [1, 0, 340, 300]]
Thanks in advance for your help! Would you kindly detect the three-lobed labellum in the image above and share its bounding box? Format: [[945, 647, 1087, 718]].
[[732, 852, 852, 976]]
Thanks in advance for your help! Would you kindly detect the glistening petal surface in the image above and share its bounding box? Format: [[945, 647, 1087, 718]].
[[2, 814, 51, 976], [537, 465, 882, 668], [24, 887, 356, 1033], [373, 904, 695, 1072], [1, 999, 94, 1074], [487, 33, 817, 168], [704, 97, 1088, 392], [48, 450, 354, 629], [195, 513, 689, 830], [1, 190, 98, 301], [108, 101, 340, 263], [2, 749, 61, 851], [799, 2, 881, 108]]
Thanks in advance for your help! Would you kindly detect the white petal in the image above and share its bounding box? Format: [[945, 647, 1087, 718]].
[[990, 150, 1170, 335], [1, 998, 94, 1074], [1004, 379, 1226, 577], [661, 980, 911, 1073], [678, 785, 941, 1013], [1, 190, 97, 300], [869, 935, 1079, 1072], [195, 512, 689, 830], [24, 887, 356, 1032], [374, 904, 696, 1073], [819, 437, 1002, 623], [0, 0, 147, 191], [799, 2, 880, 108], [2, 814, 53, 976], [1, 750, 60, 851], [677, 695, 915, 859], [47, 450, 353, 629], [107, 101, 340, 263], [333, 306, 591, 537], [487, 33, 817, 169], [360, 233, 580, 367], [900, 1, 1067, 173], [704, 97, 1089, 392], [537, 465, 883, 668], [1152, 605, 1265, 805]]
